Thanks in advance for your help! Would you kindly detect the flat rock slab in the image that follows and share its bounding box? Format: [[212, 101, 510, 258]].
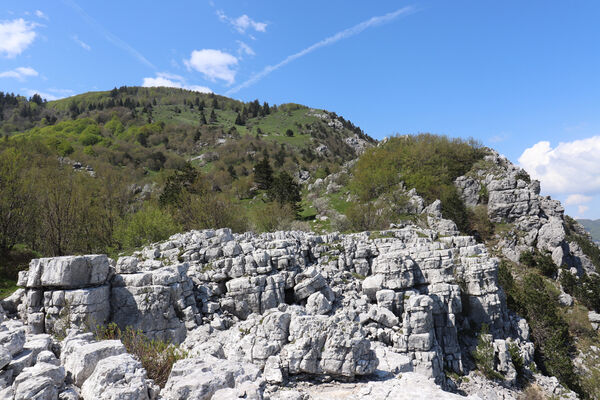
[[22, 255, 110, 289]]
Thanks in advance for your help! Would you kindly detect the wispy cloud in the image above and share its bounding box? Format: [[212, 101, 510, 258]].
[[72, 35, 91, 51], [236, 40, 255, 57], [62, 0, 155, 69], [226, 6, 415, 95], [0, 18, 38, 58], [22, 88, 73, 101], [0, 66, 38, 80], [488, 133, 510, 144], [217, 10, 267, 34], [565, 194, 593, 206], [142, 72, 212, 93], [35, 10, 49, 20]]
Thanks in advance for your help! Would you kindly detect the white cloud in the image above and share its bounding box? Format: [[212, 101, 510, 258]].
[[518, 136, 600, 195], [578, 205, 590, 215], [73, 35, 91, 51], [0, 66, 38, 80], [565, 194, 593, 206], [184, 49, 238, 85], [0, 18, 38, 58], [35, 10, 48, 20], [237, 40, 255, 57], [142, 72, 212, 93], [217, 10, 267, 34], [21, 88, 73, 101], [226, 6, 415, 95]]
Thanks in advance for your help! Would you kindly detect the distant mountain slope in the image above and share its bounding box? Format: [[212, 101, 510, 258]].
[[577, 219, 600, 243]]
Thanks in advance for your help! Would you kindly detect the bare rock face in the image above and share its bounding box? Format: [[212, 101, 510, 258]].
[[160, 354, 261, 400], [282, 313, 377, 378], [19, 255, 110, 289], [80, 353, 157, 400]]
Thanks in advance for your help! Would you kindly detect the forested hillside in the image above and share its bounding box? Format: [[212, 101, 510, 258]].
[[0, 86, 373, 293]]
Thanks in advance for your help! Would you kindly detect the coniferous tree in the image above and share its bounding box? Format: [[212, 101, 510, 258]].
[[234, 112, 245, 126], [253, 156, 273, 190], [209, 109, 217, 123], [268, 171, 301, 214]]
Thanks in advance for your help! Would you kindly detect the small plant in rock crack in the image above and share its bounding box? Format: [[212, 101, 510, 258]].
[[95, 323, 187, 388]]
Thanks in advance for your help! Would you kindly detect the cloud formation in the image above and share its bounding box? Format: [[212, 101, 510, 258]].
[[237, 41, 255, 57], [518, 136, 600, 195], [565, 194, 592, 206], [226, 6, 415, 95], [142, 72, 212, 93], [0, 66, 38, 80], [0, 18, 38, 58], [63, 0, 155, 69], [22, 88, 73, 101], [35, 10, 49, 20], [73, 35, 91, 51], [217, 11, 267, 34], [184, 49, 238, 85]]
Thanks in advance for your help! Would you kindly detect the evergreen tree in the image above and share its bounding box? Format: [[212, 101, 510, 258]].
[[268, 171, 301, 213], [200, 111, 207, 124], [209, 109, 217, 123], [234, 112, 245, 126], [253, 156, 273, 190]]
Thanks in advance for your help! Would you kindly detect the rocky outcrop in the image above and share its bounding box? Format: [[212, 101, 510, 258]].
[[0, 221, 579, 399], [454, 150, 595, 276]]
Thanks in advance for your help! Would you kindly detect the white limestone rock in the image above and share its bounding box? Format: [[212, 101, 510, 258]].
[[161, 354, 261, 400], [25, 255, 110, 289], [80, 353, 157, 400], [61, 336, 126, 387]]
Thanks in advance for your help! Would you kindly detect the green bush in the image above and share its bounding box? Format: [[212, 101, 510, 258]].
[[349, 134, 485, 231], [95, 323, 186, 387], [472, 323, 503, 380], [498, 265, 582, 394], [114, 204, 181, 250], [250, 202, 296, 232], [519, 250, 557, 278], [516, 273, 580, 393]]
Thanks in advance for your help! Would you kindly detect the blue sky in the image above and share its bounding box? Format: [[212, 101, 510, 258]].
[[1, 1, 600, 218]]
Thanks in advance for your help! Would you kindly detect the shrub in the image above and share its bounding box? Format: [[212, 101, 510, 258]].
[[251, 202, 296, 232], [467, 205, 493, 241], [345, 202, 389, 231], [114, 204, 181, 250], [519, 250, 557, 278], [472, 323, 503, 380], [349, 134, 485, 231], [95, 323, 187, 387], [508, 341, 525, 384], [516, 273, 580, 393]]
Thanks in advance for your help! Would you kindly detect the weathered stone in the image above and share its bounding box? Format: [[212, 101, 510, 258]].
[[25, 255, 110, 289], [161, 354, 261, 400], [61, 336, 126, 387], [80, 353, 156, 400], [12, 362, 66, 400]]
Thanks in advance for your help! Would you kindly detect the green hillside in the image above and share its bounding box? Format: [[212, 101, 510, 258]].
[[0, 86, 374, 287], [578, 219, 600, 243]]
